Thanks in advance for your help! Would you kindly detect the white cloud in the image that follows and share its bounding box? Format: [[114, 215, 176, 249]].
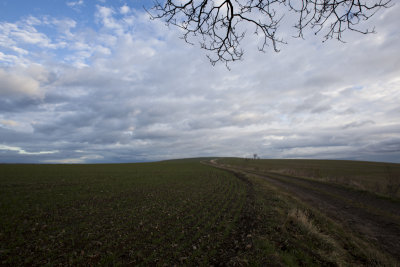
[[0, 52, 21, 64], [120, 5, 130, 15], [9, 25, 54, 48], [0, 144, 58, 155], [0, 120, 18, 127], [67, 0, 84, 8], [0, 68, 41, 97], [0, 64, 53, 98], [49, 18, 77, 38], [96, 6, 118, 30], [0, 19, 64, 60]]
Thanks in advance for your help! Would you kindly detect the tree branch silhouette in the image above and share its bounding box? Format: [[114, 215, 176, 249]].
[[148, 0, 392, 66]]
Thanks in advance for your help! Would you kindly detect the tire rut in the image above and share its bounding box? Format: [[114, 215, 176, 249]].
[[207, 161, 400, 261]]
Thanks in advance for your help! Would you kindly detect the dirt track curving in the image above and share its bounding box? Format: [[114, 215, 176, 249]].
[[207, 160, 400, 261]]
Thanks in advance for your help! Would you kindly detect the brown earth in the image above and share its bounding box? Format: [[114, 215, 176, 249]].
[[207, 160, 400, 262]]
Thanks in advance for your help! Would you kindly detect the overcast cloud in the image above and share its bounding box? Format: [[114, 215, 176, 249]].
[[0, 1, 399, 163]]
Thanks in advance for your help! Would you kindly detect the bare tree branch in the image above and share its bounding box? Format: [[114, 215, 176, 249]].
[[148, 0, 392, 66]]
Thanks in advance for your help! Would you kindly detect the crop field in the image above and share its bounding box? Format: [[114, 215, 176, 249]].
[[0, 159, 398, 265], [218, 158, 400, 198], [0, 159, 248, 265]]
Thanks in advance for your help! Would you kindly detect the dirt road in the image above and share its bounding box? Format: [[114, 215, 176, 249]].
[[206, 160, 400, 261]]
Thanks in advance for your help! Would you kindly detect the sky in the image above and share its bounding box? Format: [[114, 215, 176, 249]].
[[0, 0, 399, 163]]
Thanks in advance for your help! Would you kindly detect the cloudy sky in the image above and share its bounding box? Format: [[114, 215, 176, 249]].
[[0, 0, 399, 163]]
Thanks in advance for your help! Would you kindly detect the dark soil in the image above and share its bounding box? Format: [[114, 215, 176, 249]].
[[210, 172, 261, 266]]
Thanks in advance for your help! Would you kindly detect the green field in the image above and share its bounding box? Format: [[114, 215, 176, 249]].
[[0, 159, 397, 265], [219, 158, 400, 199]]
